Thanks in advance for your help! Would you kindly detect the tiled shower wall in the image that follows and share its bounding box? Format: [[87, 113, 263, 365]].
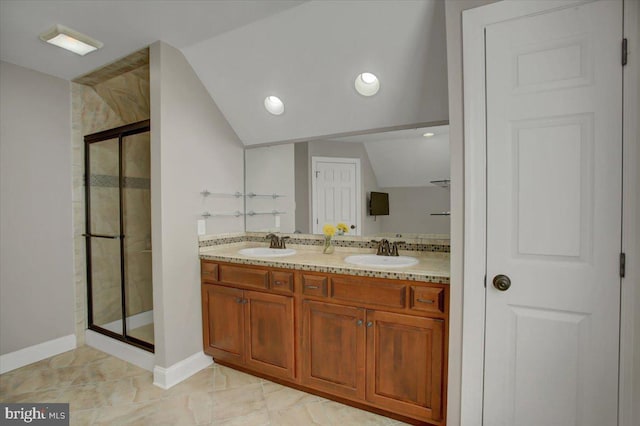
[[71, 57, 151, 344]]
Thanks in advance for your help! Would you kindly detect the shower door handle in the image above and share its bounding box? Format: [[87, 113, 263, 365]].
[[83, 233, 123, 239]]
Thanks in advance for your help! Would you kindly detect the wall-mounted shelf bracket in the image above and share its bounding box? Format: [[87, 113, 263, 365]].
[[201, 189, 243, 198], [201, 210, 244, 218], [430, 179, 451, 189]]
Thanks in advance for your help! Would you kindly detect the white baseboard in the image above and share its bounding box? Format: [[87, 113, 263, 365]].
[[101, 310, 154, 334], [153, 351, 212, 389], [85, 329, 154, 372], [0, 334, 76, 374]]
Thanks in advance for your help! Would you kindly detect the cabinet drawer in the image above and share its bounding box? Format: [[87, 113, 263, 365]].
[[270, 271, 294, 295], [219, 264, 269, 290], [410, 287, 445, 314], [301, 275, 328, 297], [201, 262, 218, 283], [331, 277, 406, 309]]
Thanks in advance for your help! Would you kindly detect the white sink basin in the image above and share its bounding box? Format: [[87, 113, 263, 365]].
[[344, 254, 418, 268], [238, 247, 297, 258]]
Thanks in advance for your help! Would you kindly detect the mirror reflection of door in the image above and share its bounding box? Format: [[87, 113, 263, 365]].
[[244, 125, 450, 238], [311, 157, 361, 236]]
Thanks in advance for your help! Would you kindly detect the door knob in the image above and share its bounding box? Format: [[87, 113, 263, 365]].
[[493, 274, 511, 291], [350, 225, 356, 229]]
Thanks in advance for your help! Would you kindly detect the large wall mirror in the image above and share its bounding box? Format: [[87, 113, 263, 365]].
[[244, 124, 450, 239]]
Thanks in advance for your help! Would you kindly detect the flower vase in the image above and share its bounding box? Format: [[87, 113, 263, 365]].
[[323, 236, 335, 254]]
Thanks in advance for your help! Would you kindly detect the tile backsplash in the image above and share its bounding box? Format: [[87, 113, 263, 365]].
[[198, 232, 450, 253]]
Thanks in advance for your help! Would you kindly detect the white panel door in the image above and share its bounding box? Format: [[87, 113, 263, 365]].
[[484, 2, 622, 426], [312, 157, 360, 236]]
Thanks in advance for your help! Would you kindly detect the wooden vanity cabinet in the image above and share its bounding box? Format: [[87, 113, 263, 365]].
[[365, 310, 444, 422], [202, 284, 244, 364], [201, 260, 448, 425], [201, 262, 295, 381], [301, 300, 445, 424], [301, 300, 366, 400]]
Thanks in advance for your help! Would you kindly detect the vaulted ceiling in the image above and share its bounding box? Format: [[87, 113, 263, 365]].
[[328, 125, 450, 188], [183, 0, 448, 145], [0, 0, 448, 146]]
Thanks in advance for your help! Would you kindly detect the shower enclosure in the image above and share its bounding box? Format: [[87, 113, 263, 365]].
[[84, 119, 153, 351]]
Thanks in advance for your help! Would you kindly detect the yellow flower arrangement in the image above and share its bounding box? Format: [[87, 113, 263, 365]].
[[336, 223, 349, 234], [322, 224, 336, 254], [322, 224, 336, 237]]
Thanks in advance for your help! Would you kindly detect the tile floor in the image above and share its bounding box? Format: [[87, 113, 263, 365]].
[[0, 346, 409, 425]]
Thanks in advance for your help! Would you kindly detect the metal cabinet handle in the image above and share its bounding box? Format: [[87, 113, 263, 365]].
[[356, 319, 363, 326], [274, 281, 283, 286], [366, 321, 373, 328], [235, 297, 243, 304], [493, 274, 511, 291], [306, 285, 319, 289], [416, 298, 434, 304]]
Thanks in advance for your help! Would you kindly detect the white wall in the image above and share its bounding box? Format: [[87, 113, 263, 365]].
[[149, 42, 244, 369], [0, 61, 74, 355], [379, 186, 450, 235]]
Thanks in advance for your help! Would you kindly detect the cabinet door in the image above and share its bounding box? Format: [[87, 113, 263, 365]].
[[366, 310, 444, 422], [301, 300, 365, 400], [244, 290, 295, 380], [202, 284, 244, 364]]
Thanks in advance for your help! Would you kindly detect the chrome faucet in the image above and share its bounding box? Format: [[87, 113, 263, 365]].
[[266, 234, 290, 249]]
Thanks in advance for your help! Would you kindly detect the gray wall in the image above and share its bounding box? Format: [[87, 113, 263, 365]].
[[0, 61, 74, 355], [294, 142, 310, 233], [150, 42, 245, 368], [308, 140, 382, 236], [380, 186, 450, 235], [245, 144, 295, 233]]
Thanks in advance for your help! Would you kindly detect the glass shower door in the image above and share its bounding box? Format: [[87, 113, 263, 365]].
[[85, 120, 153, 351], [122, 131, 153, 345], [86, 138, 123, 337]]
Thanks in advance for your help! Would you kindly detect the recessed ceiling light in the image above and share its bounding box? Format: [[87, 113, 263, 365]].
[[423, 132, 435, 137], [264, 96, 285, 115], [355, 72, 380, 96], [39, 24, 103, 56]]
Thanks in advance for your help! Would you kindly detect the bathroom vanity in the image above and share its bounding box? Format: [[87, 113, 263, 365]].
[[200, 235, 449, 426]]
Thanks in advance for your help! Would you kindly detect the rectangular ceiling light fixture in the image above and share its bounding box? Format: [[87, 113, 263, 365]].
[[39, 24, 103, 56]]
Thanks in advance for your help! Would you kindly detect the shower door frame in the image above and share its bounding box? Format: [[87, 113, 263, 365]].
[[84, 119, 153, 352]]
